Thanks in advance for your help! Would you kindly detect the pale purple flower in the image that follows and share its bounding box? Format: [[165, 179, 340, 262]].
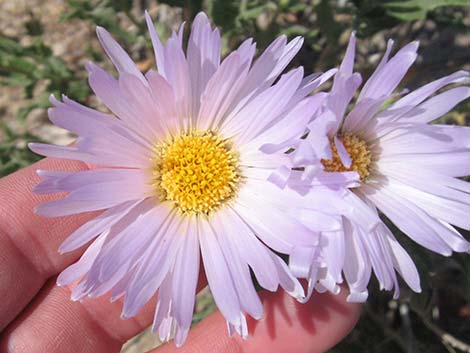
[[29, 12, 342, 346], [288, 33, 470, 302]]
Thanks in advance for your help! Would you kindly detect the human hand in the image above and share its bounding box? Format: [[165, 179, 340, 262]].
[[0, 157, 361, 353]]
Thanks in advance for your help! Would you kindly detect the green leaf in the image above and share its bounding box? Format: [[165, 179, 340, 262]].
[[211, 0, 240, 30], [281, 25, 309, 37], [63, 1, 138, 45], [0, 122, 43, 176], [107, 0, 133, 12], [157, 0, 185, 6], [239, 3, 277, 21], [0, 36, 25, 54], [1, 73, 34, 88], [385, 0, 470, 20], [44, 57, 72, 79], [0, 54, 37, 76], [315, 0, 342, 44], [67, 80, 91, 100]]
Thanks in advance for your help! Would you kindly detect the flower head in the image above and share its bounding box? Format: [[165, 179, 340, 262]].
[[29, 12, 340, 346], [289, 33, 470, 302]]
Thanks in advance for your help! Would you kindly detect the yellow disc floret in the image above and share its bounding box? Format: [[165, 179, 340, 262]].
[[152, 131, 240, 214], [321, 134, 372, 181]]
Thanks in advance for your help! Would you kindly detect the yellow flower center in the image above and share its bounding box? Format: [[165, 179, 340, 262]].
[[321, 134, 372, 181], [152, 131, 240, 214]]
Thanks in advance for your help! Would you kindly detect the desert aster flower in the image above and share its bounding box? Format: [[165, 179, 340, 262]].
[[29, 12, 340, 345], [288, 33, 470, 302]]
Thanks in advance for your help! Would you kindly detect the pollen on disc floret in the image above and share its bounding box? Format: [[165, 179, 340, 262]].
[[152, 131, 240, 214], [321, 133, 373, 181]]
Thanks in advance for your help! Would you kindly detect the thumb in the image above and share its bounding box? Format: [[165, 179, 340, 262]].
[[153, 286, 361, 353]]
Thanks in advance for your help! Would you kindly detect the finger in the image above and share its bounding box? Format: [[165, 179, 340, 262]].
[[0, 281, 122, 353], [153, 287, 361, 353], [0, 280, 151, 353], [0, 272, 207, 353], [0, 267, 357, 353], [0, 158, 94, 330]]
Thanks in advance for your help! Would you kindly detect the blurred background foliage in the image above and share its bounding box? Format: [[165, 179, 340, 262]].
[[0, 0, 469, 352]]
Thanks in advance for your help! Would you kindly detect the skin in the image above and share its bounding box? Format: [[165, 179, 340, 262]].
[[0, 158, 361, 353]]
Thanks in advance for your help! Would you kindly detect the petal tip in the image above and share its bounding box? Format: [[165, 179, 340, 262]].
[[95, 25, 106, 35], [57, 245, 67, 255], [33, 204, 42, 215]]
